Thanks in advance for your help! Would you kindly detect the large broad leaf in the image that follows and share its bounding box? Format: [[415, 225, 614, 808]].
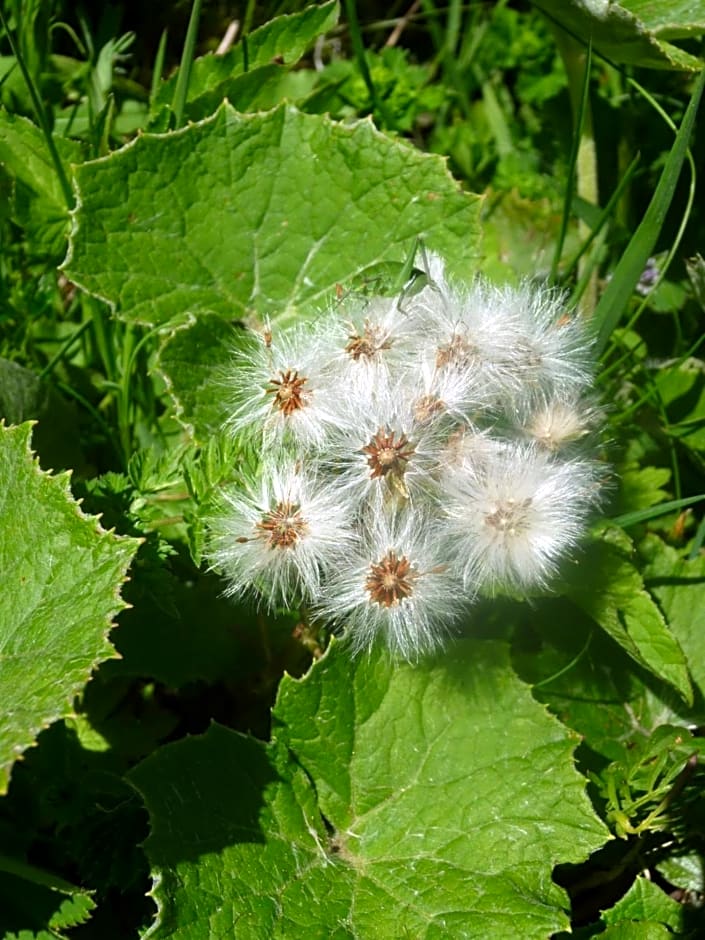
[[63, 102, 482, 328], [612, 1, 705, 41], [129, 639, 608, 938], [0, 422, 139, 793], [532, 0, 703, 70], [152, 1, 339, 122], [562, 527, 692, 705]]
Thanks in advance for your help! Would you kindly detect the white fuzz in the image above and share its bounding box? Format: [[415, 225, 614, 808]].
[[326, 386, 448, 511], [518, 395, 602, 452], [409, 255, 594, 407], [445, 443, 602, 594], [208, 464, 355, 609], [317, 293, 422, 398], [224, 323, 345, 450], [482, 280, 594, 402], [409, 269, 528, 402], [314, 509, 462, 659], [210, 251, 606, 658], [400, 353, 490, 428]]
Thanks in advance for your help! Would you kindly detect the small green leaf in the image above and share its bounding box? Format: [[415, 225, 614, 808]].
[[532, 0, 703, 70], [0, 359, 85, 472], [604, 875, 684, 931], [0, 857, 96, 937], [130, 640, 608, 938], [613, 465, 672, 518], [653, 358, 705, 454], [0, 110, 80, 256], [152, 1, 339, 122], [156, 314, 241, 443], [656, 852, 704, 895], [64, 102, 482, 328], [0, 423, 139, 793], [562, 527, 692, 704], [641, 534, 705, 704]]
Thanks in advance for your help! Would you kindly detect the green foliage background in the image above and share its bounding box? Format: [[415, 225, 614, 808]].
[[1, 1, 705, 937]]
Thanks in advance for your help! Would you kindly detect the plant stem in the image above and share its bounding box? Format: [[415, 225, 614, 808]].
[[551, 26, 599, 314]]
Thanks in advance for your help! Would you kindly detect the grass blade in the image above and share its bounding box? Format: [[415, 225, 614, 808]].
[[172, 0, 203, 129], [610, 495, 705, 529], [594, 67, 705, 356]]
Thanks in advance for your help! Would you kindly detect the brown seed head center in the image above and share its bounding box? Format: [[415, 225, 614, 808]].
[[266, 369, 308, 415], [365, 550, 416, 607], [256, 501, 308, 548], [413, 394, 444, 424], [362, 428, 415, 479], [345, 321, 392, 361], [436, 332, 476, 369]]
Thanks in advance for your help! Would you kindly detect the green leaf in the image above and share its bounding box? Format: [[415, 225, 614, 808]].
[[152, 1, 339, 122], [641, 535, 705, 708], [0, 359, 85, 472], [156, 314, 241, 442], [105, 568, 300, 689], [511, 598, 673, 764], [652, 358, 705, 454], [130, 640, 608, 938], [656, 852, 704, 895], [0, 422, 139, 793], [600, 924, 675, 939], [0, 110, 80, 256], [0, 856, 96, 937], [623, 1, 705, 40], [603, 875, 684, 931], [562, 527, 692, 704], [532, 0, 703, 70], [613, 465, 672, 518], [64, 102, 482, 328]]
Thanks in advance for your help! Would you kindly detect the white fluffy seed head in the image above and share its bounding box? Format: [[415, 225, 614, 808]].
[[409, 254, 594, 407], [325, 385, 451, 513], [223, 323, 348, 451], [517, 394, 603, 453], [316, 293, 422, 398], [212, 252, 606, 657], [207, 463, 355, 609], [314, 508, 464, 659], [445, 442, 603, 594]]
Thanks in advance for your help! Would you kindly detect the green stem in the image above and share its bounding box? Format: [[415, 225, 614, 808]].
[[551, 27, 598, 313], [344, 0, 392, 127]]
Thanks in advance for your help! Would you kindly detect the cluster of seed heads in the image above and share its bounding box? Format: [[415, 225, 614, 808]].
[[208, 253, 605, 659]]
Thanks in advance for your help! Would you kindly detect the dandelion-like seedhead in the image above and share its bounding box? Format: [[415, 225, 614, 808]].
[[314, 509, 460, 659], [208, 464, 355, 609], [208, 253, 606, 658], [224, 324, 346, 449]]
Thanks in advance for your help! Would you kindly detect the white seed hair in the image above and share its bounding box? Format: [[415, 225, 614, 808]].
[[314, 508, 463, 659], [445, 442, 603, 594], [208, 463, 356, 609], [209, 252, 606, 657]]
